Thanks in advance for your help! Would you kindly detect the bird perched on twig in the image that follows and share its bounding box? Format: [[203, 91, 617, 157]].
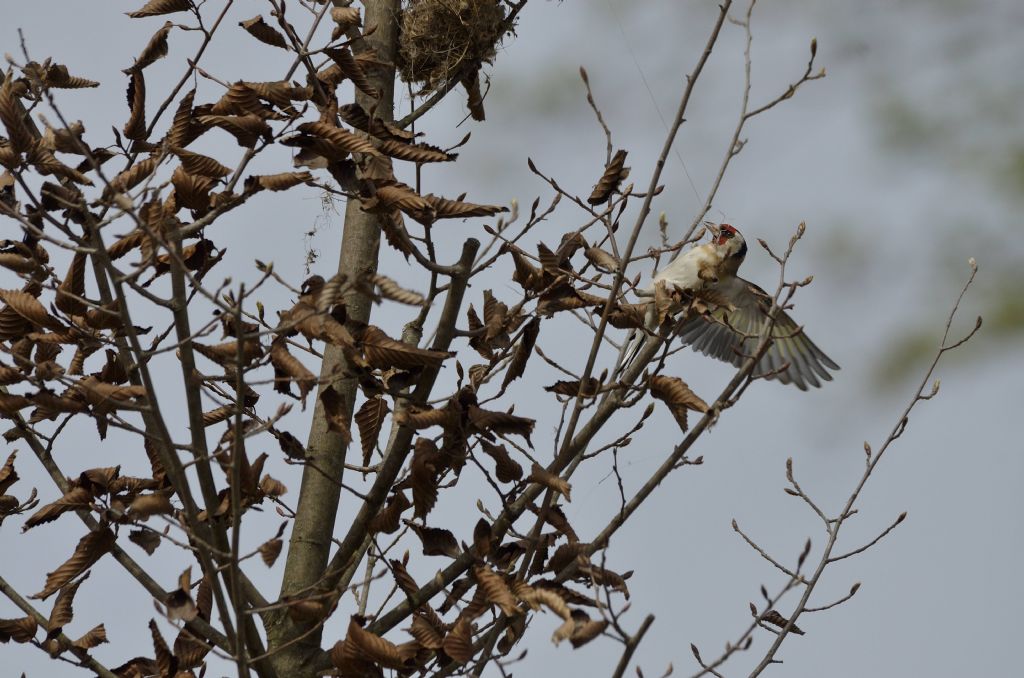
[[619, 224, 839, 390]]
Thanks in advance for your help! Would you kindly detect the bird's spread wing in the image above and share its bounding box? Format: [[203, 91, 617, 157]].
[[676, 277, 839, 390]]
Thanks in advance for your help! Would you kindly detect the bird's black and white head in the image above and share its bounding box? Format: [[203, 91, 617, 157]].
[[714, 223, 747, 260]]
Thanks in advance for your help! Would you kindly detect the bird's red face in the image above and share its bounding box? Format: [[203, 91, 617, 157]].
[[716, 223, 739, 246]]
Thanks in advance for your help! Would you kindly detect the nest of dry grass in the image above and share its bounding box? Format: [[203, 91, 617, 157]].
[[397, 0, 507, 91]]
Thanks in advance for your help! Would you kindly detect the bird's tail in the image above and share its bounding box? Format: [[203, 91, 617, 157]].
[[614, 304, 657, 380]]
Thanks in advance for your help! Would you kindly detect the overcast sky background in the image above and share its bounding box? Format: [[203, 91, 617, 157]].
[[2, 1, 1022, 677]]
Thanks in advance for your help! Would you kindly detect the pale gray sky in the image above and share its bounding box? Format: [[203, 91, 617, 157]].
[[1, 1, 1021, 677]]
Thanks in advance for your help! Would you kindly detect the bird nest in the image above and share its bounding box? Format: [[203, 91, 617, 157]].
[[397, 0, 508, 91]]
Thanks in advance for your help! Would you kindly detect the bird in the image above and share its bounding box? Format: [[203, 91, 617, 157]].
[[619, 224, 839, 390]]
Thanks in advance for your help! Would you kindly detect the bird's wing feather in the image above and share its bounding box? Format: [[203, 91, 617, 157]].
[[676, 277, 839, 390]]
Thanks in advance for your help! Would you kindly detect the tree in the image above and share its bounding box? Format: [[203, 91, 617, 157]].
[[0, 1, 981, 677]]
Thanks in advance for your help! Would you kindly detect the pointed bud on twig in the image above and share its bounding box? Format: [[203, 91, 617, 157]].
[[731, 519, 739, 531], [760, 585, 769, 601], [690, 643, 702, 663], [931, 379, 941, 396], [896, 511, 907, 524], [850, 582, 861, 596], [968, 256, 977, 271], [749, 602, 758, 617], [579, 66, 590, 85], [785, 457, 794, 483], [863, 442, 871, 458], [798, 538, 812, 569], [810, 38, 818, 57]]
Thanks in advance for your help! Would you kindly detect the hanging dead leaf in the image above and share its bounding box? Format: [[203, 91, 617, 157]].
[[23, 485, 92, 529], [354, 396, 389, 467], [297, 121, 380, 157], [587, 149, 629, 205], [172, 147, 231, 178], [0, 615, 37, 643], [259, 537, 283, 567], [409, 437, 440, 519], [648, 375, 708, 433], [345, 617, 417, 669], [127, 0, 191, 18], [544, 378, 601, 398], [319, 384, 352, 445], [762, 609, 804, 635], [361, 325, 452, 370], [442, 617, 474, 664], [325, 47, 379, 98], [0, 288, 60, 330], [368, 491, 410, 535], [71, 623, 107, 650], [408, 523, 461, 558], [46, 571, 89, 636], [128, 528, 161, 555], [128, 21, 173, 72], [105, 155, 159, 194], [330, 6, 362, 38], [239, 15, 289, 49], [474, 564, 520, 616], [376, 139, 455, 163], [584, 245, 620, 272], [244, 171, 313, 193], [467, 405, 534, 443], [197, 113, 271, 147], [408, 613, 444, 650], [478, 440, 522, 483], [123, 69, 147, 141], [527, 463, 571, 501], [501, 317, 540, 390], [370, 273, 425, 306], [0, 451, 17, 494], [270, 337, 315, 401], [32, 526, 115, 599]]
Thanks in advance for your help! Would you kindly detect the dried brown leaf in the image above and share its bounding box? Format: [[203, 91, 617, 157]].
[[467, 405, 535, 443], [368, 491, 410, 535], [354, 396, 389, 468], [422, 193, 508, 220], [123, 69, 147, 141], [361, 325, 452, 370], [0, 615, 37, 643], [129, 21, 173, 72], [244, 171, 313, 192], [584, 245, 620, 272], [197, 113, 271, 147], [269, 337, 315, 401], [71, 623, 107, 650], [128, 528, 161, 555], [409, 523, 461, 558], [320, 385, 352, 446], [239, 15, 289, 49], [23, 485, 92, 529], [128, 0, 191, 18], [648, 375, 708, 433], [259, 537, 283, 567], [442, 617, 474, 664], [474, 564, 520, 616], [371, 273, 425, 306], [0, 451, 17, 494], [47, 571, 89, 634], [587, 149, 629, 205], [172, 147, 231, 178], [478, 440, 523, 483], [527, 463, 571, 501], [32, 527, 115, 599]]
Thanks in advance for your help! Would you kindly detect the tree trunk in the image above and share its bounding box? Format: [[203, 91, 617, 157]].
[[266, 1, 402, 674]]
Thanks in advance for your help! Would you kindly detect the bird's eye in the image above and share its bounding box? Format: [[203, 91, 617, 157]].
[[722, 231, 733, 239]]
